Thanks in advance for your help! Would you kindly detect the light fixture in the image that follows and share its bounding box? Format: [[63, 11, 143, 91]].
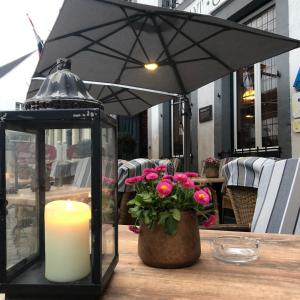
[[245, 114, 254, 119], [144, 63, 158, 71], [242, 68, 255, 103], [242, 88, 255, 102]]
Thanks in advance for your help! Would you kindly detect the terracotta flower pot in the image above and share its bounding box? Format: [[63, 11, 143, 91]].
[[138, 211, 200, 268], [205, 167, 219, 178]]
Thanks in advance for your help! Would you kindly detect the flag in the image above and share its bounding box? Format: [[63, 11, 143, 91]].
[[27, 14, 44, 56]]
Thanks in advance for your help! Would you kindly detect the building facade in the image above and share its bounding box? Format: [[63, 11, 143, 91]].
[[148, 0, 300, 171]]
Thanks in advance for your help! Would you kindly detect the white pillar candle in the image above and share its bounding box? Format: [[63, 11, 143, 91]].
[[45, 200, 91, 282]]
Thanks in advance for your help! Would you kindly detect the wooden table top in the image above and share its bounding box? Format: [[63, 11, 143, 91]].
[[103, 226, 300, 300], [193, 176, 225, 184]]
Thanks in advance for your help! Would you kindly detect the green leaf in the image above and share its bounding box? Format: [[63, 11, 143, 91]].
[[143, 210, 151, 225], [165, 217, 177, 235], [171, 209, 181, 221], [140, 192, 153, 203], [158, 211, 170, 225]]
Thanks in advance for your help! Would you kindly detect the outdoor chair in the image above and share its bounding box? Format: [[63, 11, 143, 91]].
[[222, 157, 276, 227], [251, 158, 300, 234]]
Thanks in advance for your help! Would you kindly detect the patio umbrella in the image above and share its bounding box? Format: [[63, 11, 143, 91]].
[[26, 0, 300, 168]]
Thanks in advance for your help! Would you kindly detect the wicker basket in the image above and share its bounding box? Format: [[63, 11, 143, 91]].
[[226, 186, 257, 225]]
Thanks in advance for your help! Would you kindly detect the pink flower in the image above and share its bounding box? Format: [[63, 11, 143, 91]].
[[173, 173, 188, 183], [143, 168, 157, 175], [162, 179, 173, 185], [128, 225, 140, 234], [181, 178, 195, 189], [194, 185, 201, 191], [125, 176, 144, 185], [162, 175, 173, 180], [193, 189, 211, 205], [155, 165, 167, 172], [185, 172, 199, 178], [156, 181, 173, 197], [145, 172, 159, 181], [203, 214, 217, 228], [202, 187, 212, 197]]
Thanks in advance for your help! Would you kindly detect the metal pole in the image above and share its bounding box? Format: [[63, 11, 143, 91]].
[[183, 95, 192, 171]]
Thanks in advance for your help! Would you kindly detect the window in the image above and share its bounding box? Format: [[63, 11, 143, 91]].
[[234, 6, 278, 150], [171, 99, 184, 157]]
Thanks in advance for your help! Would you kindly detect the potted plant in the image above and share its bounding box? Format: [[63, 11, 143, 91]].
[[203, 157, 220, 178], [126, 167, 216, 268]]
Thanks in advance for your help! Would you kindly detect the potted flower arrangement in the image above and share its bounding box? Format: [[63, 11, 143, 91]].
[[125, 166, 216, 268], [203, 157, 220, 178]]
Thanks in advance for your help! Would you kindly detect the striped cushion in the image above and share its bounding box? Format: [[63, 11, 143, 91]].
[[222, 157, 275, 188], [118, 158, 154, 192], [251, 159, 300, 234]]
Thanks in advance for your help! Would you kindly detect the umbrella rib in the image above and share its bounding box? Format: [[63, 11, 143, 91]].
[[161, 12, 300, 44], [107, 86, 132, 116], [96, 85, 106, 99], [158, 27, 228, 65], [79, 34, 143, 65], [156, 15, 191, 63], [161, 57, 212, 65], [121, 7, 150, 63], [150, 15, 187, 95], [87, 48, 140, 65], [37, 14, 145, 76], [101, 88, 127, 102], [158, 16, 233, 72], [114, 15, 149, 84], [49, 14, 145, 42], [127, 90, 152, 107]]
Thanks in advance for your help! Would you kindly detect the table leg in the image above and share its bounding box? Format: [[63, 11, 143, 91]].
[[211, 183, 223, 224]]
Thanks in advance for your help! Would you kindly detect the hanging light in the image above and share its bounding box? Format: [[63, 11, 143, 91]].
[[144, 63, 158, 71], [242, 68, 255, 102]]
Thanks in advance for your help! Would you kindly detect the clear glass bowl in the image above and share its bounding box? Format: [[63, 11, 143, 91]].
[[211, 236, 260, 263]]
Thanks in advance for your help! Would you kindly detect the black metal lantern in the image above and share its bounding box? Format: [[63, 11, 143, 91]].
[[0, 59, 118, 299]]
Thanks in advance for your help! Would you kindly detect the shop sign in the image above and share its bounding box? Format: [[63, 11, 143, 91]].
[[185, 0, 229, 15]]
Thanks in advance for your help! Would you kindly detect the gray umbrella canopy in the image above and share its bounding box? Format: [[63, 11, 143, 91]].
[[27, 0, 300, 114]]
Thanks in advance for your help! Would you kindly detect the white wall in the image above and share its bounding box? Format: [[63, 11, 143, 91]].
[[197, 83, 215, 171], [148, 105, 160, 158], [289, 0, 300, 157]]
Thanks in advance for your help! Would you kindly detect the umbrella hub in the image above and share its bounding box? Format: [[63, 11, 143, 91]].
[[25, 58, 103, 110]]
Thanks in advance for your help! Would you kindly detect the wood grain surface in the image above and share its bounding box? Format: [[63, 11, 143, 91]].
[[103, 226, 300, 300], [1, 226, 299, 299]]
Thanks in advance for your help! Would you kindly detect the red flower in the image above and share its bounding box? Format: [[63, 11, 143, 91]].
[[128, 225, 140, 234], [125, 176, 144, 185], [181, 178, 195, 189], [145, 172, 159, 181], [155, 165, 167, 172], [143, 168, 157, 175], [193, 190, 211, 205], [185, 172, 199, 178], [173, 173, 188, 183], [162, 175, 173, 180], [203, 214, 217, 228], [156, 181, 173, 198]]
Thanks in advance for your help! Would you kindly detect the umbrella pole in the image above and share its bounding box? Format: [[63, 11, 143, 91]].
[[183, 95, 192, 171]]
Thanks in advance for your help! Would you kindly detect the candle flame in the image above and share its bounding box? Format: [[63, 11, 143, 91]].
[[66, 200, 73, 211]]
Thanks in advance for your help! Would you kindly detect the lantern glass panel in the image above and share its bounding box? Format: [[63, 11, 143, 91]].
[[44, 128, 92, 283], [101, 123, 117, 276], [5, 130, 38, 270]]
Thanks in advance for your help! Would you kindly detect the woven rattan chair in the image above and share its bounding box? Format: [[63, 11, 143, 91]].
[[226, 186, 257, 225]]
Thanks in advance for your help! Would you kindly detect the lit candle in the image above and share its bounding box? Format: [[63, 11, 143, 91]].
[[45, 200, 91, 282]]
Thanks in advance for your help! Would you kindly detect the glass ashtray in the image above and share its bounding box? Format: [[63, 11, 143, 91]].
[[211, 236, 260, 263]]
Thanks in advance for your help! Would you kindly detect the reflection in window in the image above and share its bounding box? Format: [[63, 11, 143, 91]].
[[236, 6, 278, 149], [172, 100, 184, 156]]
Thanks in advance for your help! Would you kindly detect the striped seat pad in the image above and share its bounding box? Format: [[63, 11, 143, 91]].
[[222, 157, 275, 188], [251, 159, 300, 234], [118, 158, 154, 192]]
